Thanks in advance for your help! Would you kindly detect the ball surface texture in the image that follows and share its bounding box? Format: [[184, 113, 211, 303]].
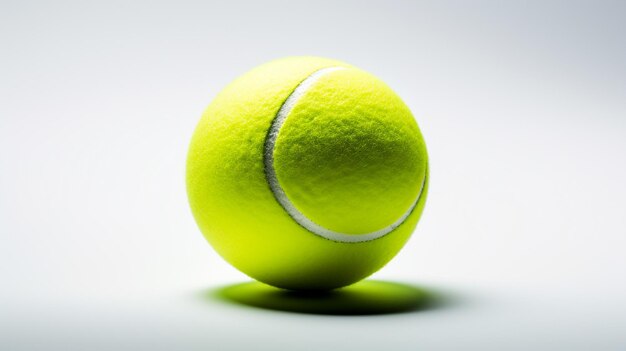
[[187, 57, 428, 290]]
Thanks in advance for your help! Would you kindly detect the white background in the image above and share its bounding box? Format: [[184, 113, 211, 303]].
[[1, 0, 625, 349]]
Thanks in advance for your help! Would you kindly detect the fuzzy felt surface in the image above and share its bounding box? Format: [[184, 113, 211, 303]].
[[274, 68, 427, 235]]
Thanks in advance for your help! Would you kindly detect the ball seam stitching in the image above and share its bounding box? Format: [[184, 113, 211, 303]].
[[263, 66, 425, 243]]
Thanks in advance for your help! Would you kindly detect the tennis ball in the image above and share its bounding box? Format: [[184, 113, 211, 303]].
[[187, 57, 428, 290]]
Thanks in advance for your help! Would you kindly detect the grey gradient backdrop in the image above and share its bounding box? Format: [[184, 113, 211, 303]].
[[1, 0, 625, 349]]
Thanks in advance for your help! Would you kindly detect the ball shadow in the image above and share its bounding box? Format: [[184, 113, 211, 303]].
[[205, 280, 453, 316]]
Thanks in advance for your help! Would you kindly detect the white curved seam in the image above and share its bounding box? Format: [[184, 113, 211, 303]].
[[264, 66, 424, 243]]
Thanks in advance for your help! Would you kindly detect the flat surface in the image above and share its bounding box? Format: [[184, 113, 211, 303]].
[[1, 1, 625, 349]]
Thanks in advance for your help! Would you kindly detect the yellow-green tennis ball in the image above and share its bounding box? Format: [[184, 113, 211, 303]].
[[187, 57, 428, 290]]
